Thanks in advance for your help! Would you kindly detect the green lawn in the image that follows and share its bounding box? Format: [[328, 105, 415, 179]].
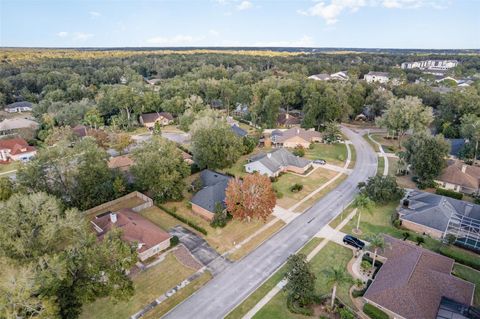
[[226, 238, 322, 319], [254, 243, 354, 319], [0, 161, 20, 174], [364, 135, 380, 152], [273, 168, 337, 209], [377, 156, 385, 176], [79, 253, 197, 319], [452, 264, 480, 307], [370, 134, 402, 153], [304, 143, 347, 166]]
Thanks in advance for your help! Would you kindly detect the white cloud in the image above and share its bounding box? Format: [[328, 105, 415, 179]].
[[146, 35, 206, 46], [89, 11, 101, 18], [73, 32, 94, 41], [299, 0, 448, 24], [236, 1, 253, 10], [57, 31, 68, 38]]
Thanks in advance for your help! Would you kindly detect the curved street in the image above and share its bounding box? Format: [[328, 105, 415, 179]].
[[163, 126, 378, 319]]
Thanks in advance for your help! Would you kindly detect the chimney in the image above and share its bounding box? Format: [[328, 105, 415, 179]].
[[461, 164, 467, 173], [267, 153, 272, 158], [110, 213, 117, 223]]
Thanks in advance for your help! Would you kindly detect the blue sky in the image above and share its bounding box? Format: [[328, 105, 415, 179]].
[[1, 0, 479, 49]]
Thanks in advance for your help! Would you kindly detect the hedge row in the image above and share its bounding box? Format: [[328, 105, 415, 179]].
[[435, 188, 463, 200], [363, 303, 389, 319], [158, 204, 208, 235], [438, 246, 480, 271]]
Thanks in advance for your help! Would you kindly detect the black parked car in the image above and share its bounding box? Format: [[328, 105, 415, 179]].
[[343, 235, 365, 250]]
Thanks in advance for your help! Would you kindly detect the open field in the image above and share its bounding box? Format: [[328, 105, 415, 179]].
[[304, 143, 347, 166], [274, 168, 338, 209], [253, 242, 354, 319], [79, 253, 197, 319], [226, 238, 322, 319]]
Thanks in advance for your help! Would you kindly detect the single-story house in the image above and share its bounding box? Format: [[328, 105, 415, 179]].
[[270, 127, 322, 148], [0, 117, 39, 136], [435, 160, 480, 195], [108, 155, 134, 172], [139, 112, 174, 128], [4, 101, 33, 113], [190, 170, 232, 221], [277, 112, 301, 128], [0, 137, 36, 163], [91, 208, 171, 261], [364, 71, 390, 84], [231, 124, 247, 137], [398, 190, 480, 241], [308, 73, 331, 81], [307, 71, 349, 81], [363, 235, 475, 319], [245, 148, 312, 177], [232, 103, 249, 117]]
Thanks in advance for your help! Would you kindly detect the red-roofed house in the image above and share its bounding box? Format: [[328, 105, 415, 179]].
[[0, 137, 36, 163], [91, 208, 171, 261], [363, 235, 475, 319]]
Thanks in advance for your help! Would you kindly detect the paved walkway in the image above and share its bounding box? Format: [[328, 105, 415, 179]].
[[241, 209, 358, 319], [368, 133, 388, 176]]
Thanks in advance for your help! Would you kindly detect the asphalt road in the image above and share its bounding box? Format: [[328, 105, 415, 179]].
[[162, 126, 378, 319]]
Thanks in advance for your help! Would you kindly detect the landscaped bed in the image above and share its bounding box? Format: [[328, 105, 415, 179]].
[[253, 242, 355, 319], [79, 253, 198, 319]]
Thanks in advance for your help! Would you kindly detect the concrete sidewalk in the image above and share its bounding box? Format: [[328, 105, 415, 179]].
[[368, 133, 388, 176]]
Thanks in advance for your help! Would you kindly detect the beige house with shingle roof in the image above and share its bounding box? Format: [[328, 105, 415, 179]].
[[270, 128, 322, 148], [435, 160, 480, 195]]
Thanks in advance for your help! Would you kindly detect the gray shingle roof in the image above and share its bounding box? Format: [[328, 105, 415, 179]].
[[249, 148, 311, 173], [191, 170, 232, 213], [6, 101, 32, 109], [399, 190, 480, 232], [231, 124, 247, 137]]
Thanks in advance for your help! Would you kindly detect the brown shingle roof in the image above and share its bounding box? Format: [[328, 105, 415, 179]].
[[0, 137, 36, 155], [140, 112, 173, 124], [107, 155, 134, 170], [277, 113, 301, 126], [273, 127, 322, 144], [438, 161, 480, 190], [364, 236, 475, 319], [93, 208, 171, 253]]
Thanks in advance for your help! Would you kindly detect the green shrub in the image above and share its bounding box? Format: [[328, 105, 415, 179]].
[[170, 235, 179, 247], [352, 288, 366, 298], [435, 188, 463, 200], [363, 303, 389, 319], [157, 204, 208, 235], [286, 297, 313, 316], [274, 188, 284, 199], [438, 246, 480, 271], [290, 183, 303, 193], [292, 146, 305, 157], [392, 219, 401, 228], [339, 307, 355, 319], [361, 260, 372, 270]]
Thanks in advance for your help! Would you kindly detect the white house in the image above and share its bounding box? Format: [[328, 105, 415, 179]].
[[401, 60, 458, 70], [4, 101, 33, 113], [363, 71, 390, 84], [0, 137, 36, 162]]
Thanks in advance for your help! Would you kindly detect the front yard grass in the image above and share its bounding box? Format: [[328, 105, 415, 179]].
[[142, 272, 212, 319], [274, 168, 337, 209], [79, 253, 197, 319], [452, 264, 480, 307], [226, 238, 322, 319], [294, 173, 348, 213], [229, 219, 286, 261], [0, 161, 21, 174], [370, 134, 401, 153], [253, 242, 354, 319], [304, 143, 347, 166]]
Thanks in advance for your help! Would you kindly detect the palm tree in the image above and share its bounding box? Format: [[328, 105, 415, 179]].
[[365, 233, 389, 271], [352, 194, 374, 232], [324, 267, 352, 308]]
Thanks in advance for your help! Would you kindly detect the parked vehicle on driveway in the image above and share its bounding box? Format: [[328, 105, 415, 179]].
[[343, 235, 365, 249], [313, 159, 326, 165]]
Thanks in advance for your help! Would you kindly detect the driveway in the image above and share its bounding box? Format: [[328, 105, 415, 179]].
[[162, 126, 377, 319], [169, 226, 231, 276]]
